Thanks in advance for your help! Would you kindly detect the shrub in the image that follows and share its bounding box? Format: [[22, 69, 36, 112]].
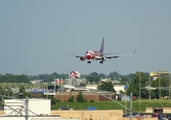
[[68, 96, 74, 102], [90, 100, 94, 102]]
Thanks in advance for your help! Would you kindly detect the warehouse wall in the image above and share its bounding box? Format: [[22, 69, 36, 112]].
[[0, 110, 158, 120]]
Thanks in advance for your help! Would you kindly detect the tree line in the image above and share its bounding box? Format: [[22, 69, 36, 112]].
[[0, 71, 129, 83]]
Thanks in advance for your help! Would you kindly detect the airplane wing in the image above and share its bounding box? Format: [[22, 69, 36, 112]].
[[141, 86, 156, 90], [61, 49, 82, 58], [103, 52, 119, 55], [152, 87, 170, 90], [105, 49, 136, 59], [141, 86, 170, 90]]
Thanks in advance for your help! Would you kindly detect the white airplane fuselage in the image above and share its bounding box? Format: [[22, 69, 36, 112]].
[[85, 50, 101, 60]]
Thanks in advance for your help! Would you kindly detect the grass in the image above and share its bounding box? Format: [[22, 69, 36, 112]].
[[52, 99, 171, 112]]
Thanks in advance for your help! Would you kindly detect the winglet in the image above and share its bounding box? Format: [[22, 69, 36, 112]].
[[133, 48, 136, 54]]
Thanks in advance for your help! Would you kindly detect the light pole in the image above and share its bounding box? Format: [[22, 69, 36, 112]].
[[169, 73, 170, 104], [139, 72, 141, 112], [130, 92, 133, 120], [125, 88, 127, 113]]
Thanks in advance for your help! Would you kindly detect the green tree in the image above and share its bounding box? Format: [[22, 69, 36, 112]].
[[0, 74, 30, 83], [48, 95, 56, 105], [80, 83, 86, 86], [90, 72, 98, 76], [98, 73, 106, 78], [86, 75, 100, 83], [126, 72, 149, 98], [76, 92, 84, 102], [151, 76, 169, 99], [120, 76, 129, 85], [98, 82, 115, 92], [19, 86, 25, 93], [22, 92, 30, 98], [107, 71, 121, 79], [30, 72, 69, 82], [68, 96, 74, 102]]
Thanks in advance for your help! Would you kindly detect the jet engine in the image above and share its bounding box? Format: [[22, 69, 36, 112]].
[[80, 56, 85, 61], [101, 56, 107, 61]]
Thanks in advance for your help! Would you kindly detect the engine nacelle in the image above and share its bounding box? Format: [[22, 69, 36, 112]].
[[80, 56, 85, 61], [101, 56, 106, 61]]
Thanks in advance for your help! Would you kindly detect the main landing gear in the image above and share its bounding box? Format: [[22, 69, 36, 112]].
[[100, 61, 103, 64]]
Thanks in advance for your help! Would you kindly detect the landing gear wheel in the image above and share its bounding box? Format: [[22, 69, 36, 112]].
[[87, 61, 91, 64], [100, 61, 103, 64]]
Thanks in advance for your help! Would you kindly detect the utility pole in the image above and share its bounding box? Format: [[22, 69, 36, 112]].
[[4, 83, 5, 96], [25, 96, 28, 120], [149, 75, 151, 103], [159, 74, 161, 104]]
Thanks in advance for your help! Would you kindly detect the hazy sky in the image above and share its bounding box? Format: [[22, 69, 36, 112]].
[[1, 1, 171, 76]]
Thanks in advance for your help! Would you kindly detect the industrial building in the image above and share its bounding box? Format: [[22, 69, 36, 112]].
[[55, 91, 115, 102]]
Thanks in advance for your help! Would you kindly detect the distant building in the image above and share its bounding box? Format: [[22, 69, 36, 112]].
[[150, 70, 169, 81], [112, 80, 120, 84], [65, 78, 87, 86], [74, 86, 86, 91], [86, 85, 98, 90], [146, 107, 171, 114], [11, 88, 19, 94], [55, 91, 114, 102], [63, 85, 98, 92], [100, 78, 111, 82], [30, 80, 43, 84], [113, 85, 126, 94]]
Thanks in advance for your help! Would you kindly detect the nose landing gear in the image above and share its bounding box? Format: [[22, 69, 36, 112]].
[[87, 61, 91, 64]]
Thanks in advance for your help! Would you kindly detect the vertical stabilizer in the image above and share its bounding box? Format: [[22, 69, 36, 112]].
[[99, 37, 104, 54]]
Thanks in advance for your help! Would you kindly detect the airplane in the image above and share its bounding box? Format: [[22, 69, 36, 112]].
[[61, 37, 136, 64], [142, 86, 156, 90]]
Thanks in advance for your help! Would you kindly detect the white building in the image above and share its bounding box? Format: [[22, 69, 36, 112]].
[[86, 85, 98, 91], [113, 85, 126, 94], [4, 99, 51, 116]]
